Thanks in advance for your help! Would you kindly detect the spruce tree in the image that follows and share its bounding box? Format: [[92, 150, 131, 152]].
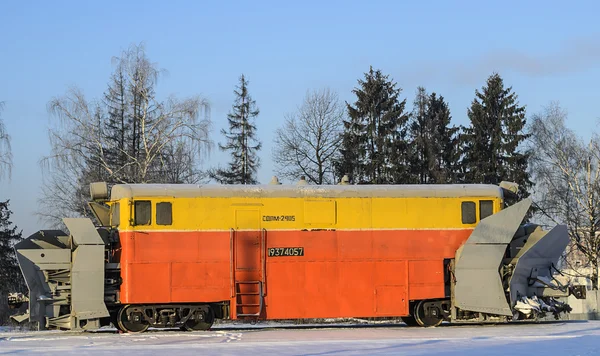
[[427, 92, 461, 183], [103, 62, 130, 183], [210, 74, 262, 184], [337, 66, 409, 184], [408, 87, 431, 183], [406, 88, 461, 184], [100, 44, 163, 184], [75, 105, 111, 220], [461, 72, 531, 195], [0, 200, 25, 324], [0, 102, 11, 181]]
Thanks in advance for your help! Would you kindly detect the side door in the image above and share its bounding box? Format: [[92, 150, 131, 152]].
[[232, 208, 264, 317]]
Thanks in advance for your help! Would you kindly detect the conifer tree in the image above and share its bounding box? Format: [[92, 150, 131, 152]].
[[0, 102, 11, 180], [427, 92, 461, 183], [210, 74, 262, 184], [0, 200, 25, 324], [337, 66, 409, 184], [408, 88, 461, 184], [103, 60, 130, 183], [408, 87, 430, 183], [461, 73, 531, 195]]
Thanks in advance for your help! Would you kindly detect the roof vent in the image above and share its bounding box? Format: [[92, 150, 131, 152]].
[[297, 176, 308, 185], [269, 176, 282, 185], [339, 175, 350, 185]]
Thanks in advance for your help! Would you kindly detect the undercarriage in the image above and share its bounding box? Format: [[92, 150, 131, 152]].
[[112, 303, 226, 333]]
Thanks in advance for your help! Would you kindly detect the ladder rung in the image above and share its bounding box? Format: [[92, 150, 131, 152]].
[[234, 280, 263, 317], [237, 312, 261, 317]]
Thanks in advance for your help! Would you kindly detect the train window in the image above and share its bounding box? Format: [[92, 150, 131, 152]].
[[461, 201, 476, 224], [134, 200, 152, 225], [480, 200, 494, 219], [111, 202, 120, 226], [156, 202, 172, 225]]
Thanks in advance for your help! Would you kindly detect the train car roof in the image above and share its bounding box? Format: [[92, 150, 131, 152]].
[[110, 183, 504, 200]]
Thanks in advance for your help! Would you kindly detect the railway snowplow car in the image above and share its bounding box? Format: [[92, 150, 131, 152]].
[[9, 179, 585, 332]]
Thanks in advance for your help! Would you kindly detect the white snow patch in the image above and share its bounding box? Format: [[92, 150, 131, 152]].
[[1, 321, 600, 355]]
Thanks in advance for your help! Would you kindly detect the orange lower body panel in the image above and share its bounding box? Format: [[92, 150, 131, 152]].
[[119, 229, 472, 319]]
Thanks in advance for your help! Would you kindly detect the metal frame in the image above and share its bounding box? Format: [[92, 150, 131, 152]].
[[230, 226, 266, 318], [235, 281, 264, 317]]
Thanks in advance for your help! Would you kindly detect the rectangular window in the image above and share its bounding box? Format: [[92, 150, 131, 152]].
[[480, 200, 494, 220], [111, 202, 120, 226], [461, 201, 476, 224], [156, 202, 173, 225], [134, 200, 152, 225]]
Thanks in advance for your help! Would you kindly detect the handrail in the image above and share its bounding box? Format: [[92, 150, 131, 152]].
[[261, 228, 266, 295], [230, 228, 235, 298], [258, 281, 263, 316]]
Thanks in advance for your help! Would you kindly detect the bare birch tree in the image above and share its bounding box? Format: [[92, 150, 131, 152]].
[[272, 88, 344, 184], [38, 43, 212, 228], [528, 101, 600, 288], [0, 102, 12, 181], [38, 92, 110, 225]]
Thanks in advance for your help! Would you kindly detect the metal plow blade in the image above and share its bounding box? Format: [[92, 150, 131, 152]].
[[10, 218, 109, 330], [11, 229, 70, 326], [454, 198, 532, 316], [509, 224, 575, 319], [509, 225, 569, 303]]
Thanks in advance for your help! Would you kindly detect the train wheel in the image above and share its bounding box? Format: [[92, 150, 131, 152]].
[[414, 300, 443, 327], [184, 307, 215, 331], [401, 315, 419, 327], [117, 305, 149, 333]]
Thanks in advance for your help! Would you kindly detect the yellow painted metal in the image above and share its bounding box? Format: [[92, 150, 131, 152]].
[[111, 194, 503, 232]]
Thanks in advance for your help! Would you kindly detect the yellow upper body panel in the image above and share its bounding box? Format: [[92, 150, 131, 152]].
[[109, 184, 504, 232]]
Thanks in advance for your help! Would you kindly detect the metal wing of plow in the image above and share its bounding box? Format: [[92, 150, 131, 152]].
[[454, 198, 532, 316]]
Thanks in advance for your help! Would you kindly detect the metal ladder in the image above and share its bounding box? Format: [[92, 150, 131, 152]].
[[235, 280, 264, 317]]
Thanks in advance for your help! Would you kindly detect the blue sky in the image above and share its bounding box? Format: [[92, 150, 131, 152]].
[[1, 0, 599, 236]]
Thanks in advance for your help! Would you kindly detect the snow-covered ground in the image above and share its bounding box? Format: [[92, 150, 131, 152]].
[[1, 321, 600, 355]]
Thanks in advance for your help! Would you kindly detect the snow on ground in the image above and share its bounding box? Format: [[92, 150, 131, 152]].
[[1, 320, 600, 355]]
